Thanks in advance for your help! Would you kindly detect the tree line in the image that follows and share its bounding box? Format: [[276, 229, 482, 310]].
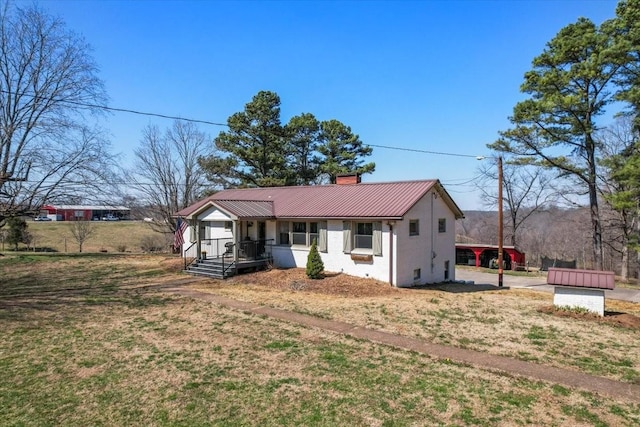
[[457, 206, 633, 278]]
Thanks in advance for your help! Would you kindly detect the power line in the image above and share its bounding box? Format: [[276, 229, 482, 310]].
[[441, 176, 483, 186], [0, 89, 228, 127], [66, 99, 229, 127], [365, 143, 480, 159], [2, 88, 485, 158]]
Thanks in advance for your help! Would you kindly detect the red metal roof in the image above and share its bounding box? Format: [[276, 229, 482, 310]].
[[214, 200, 274, 218], [547, 267, 615, 290], [175, 180, 464, 220]]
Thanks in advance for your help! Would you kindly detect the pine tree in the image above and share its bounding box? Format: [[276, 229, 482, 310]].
[[7, 217, 28, 251], [306, 238, 324, 279], [317, 119, 375, 184]]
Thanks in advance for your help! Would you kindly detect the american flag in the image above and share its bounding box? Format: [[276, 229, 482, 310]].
[[174, 218, 188, 249]]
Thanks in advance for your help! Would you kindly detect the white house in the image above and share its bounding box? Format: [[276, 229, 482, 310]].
[[174, 175, 464, 287]]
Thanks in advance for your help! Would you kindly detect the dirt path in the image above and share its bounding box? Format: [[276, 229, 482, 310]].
[[163, 282, 640, 403]]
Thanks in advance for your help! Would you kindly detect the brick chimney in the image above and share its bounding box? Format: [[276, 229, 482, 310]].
[[336, 173, 361, 185]]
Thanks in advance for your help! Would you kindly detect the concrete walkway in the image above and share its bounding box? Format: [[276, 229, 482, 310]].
[[164, 283, 640, 403], [455, 269, 640, 303]]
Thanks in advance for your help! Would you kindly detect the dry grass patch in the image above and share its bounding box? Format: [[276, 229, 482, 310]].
[[8, 220, 165, 253], [2, 286, 640, 426], [2, 256, 640, 426], [192, 268, 640, 384]]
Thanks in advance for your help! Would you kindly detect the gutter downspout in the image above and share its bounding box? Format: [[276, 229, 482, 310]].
[[388, 221, 394, 286], [431, 192, 435, 274]]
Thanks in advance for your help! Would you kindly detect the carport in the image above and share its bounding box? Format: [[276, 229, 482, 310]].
[[455, 243, 526, 270]]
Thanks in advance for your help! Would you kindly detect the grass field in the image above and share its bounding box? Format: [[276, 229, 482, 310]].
[[2, 220, 170, 254], [1, 254, 639, 426]]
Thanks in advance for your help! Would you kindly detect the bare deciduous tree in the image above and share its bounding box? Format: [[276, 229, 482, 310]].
[[476, 156, 556, 247], [0, 3, 116, 225], [69, 220, 95, 253], [130, 120, 214, 234], [598, 117, 640, 280]]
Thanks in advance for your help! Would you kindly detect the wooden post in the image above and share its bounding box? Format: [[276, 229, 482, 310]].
[[498, 156, 504, 287]]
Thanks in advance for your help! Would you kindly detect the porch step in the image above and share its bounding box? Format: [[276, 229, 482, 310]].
[[187, 258, 236, 279]]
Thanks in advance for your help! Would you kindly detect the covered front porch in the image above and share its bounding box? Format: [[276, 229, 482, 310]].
[[180, 197, 276, 278], [183, 235, 274, 279]]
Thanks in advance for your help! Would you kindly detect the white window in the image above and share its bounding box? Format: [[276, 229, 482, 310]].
[[224, 221, 233, 230], [414, 268, 421, 280], [200, 222, 211, 239], [438, 218, 446, 233], [309, 222, 319, 246], [355, 222, 373, 249], [344, 221, 382, 255], [292, 222, 307, 245], [279, 221, 322, 247], [409, 220, 419, 236], [277, 221, 290, 245]]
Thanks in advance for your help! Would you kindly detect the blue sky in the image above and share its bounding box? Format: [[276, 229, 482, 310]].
[[34, 0, 619, 210]]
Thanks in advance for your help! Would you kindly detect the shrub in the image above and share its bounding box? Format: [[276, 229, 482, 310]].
[[306, 238, 324, 279], [140, 235, 166, 253]]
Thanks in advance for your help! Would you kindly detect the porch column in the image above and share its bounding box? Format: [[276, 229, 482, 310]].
[[195, 219, 201, 259], [232, 220, 239, 261], [472, 248, 483, 267]]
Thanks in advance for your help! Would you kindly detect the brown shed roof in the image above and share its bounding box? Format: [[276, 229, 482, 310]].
[[175, 179, 464, 220], [547, 267, 615, 290]]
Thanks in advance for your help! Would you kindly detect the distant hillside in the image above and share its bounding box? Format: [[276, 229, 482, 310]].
[[456, 207, 629, 274]]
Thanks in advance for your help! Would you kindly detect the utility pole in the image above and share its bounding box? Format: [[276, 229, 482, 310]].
[[498, 156, 504, 287]]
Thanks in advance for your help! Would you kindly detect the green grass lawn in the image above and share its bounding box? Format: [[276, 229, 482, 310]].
[[2, 220, 169, 254], [1, 255, 639, 426]]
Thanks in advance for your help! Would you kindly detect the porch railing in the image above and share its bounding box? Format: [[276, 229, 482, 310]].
[[183, 238, 275, 270], [236, 239, 274, 261], [200, 238, 234, 259], [183, 241, 198, 270]]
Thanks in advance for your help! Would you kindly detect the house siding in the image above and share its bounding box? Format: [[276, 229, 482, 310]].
[[269, 219, 392, 283], [395, 191, 456, 285], [190, 207, 235, 255]]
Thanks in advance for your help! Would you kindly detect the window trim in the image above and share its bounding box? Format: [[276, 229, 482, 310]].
[[292, 221, 307, 245], [409, 219, 420, 236], [345, 220, 382, 256], [354, 221, 374, 250], [438, 218, 447, 233], [280, 220, 321, 248], [277, 221, 290, 245]]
